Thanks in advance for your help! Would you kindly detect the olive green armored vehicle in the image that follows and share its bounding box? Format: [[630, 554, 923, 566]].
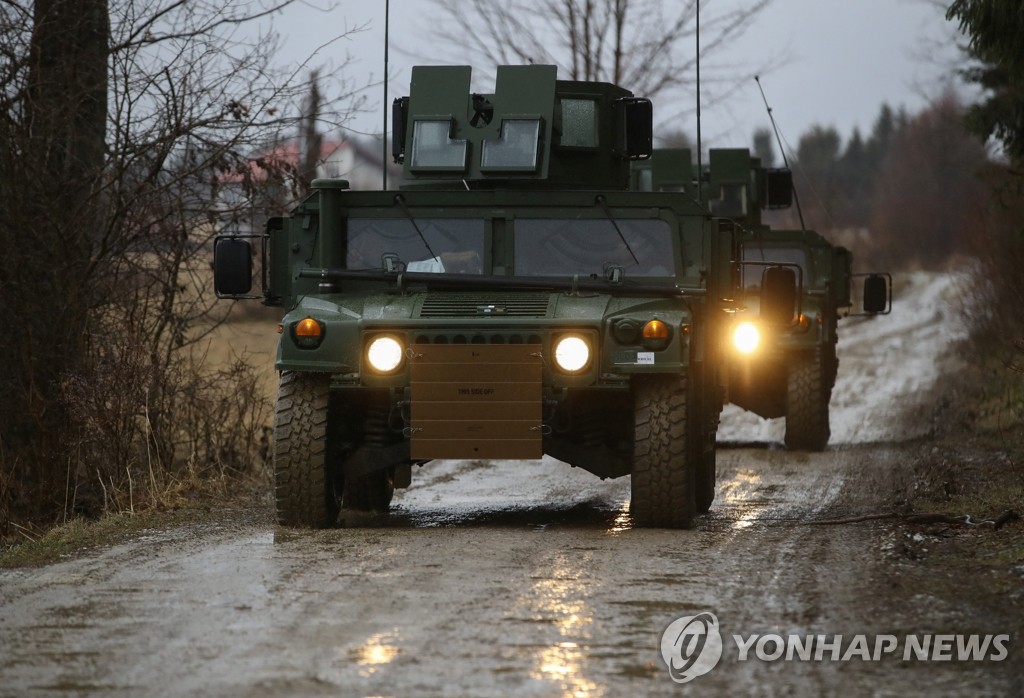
[[214, 66, 808, 528], [635, 149, 890, 451]]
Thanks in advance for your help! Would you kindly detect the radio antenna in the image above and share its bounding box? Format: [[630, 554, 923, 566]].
[[382, 0, 390, 190], [755, 75, 805, 230], [695, 0, 702, 203]]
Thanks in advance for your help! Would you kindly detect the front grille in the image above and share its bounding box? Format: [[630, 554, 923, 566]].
[[410, 331, 545, 346], [418, 292, 551, 318]]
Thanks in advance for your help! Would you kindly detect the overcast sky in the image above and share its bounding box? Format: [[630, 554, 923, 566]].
[[265, 0, 964, 153]]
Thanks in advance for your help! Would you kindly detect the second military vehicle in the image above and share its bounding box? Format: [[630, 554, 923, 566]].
[[635, 148, 890, 450]]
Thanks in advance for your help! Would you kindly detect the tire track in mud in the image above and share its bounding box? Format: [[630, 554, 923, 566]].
[[1, 272, 1017, 696]]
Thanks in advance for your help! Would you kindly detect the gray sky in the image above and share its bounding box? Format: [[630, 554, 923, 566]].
[[265, 0, 963, 153]]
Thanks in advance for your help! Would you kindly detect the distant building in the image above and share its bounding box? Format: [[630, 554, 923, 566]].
[[296, 137, 402, 190], [215, 136, 401, 234]]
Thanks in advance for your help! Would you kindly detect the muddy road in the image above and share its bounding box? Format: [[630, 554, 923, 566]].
[[1, 273, 1020, 697]]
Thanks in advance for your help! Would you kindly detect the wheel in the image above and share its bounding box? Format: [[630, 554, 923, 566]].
[[784, 349, 831, 451], [631, 375, 695, 529], [695, 437, 716, 515], [273, 371, 340, 527]]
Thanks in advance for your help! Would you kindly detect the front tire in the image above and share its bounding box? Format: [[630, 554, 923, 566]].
[[273, 371, 340, 528], [631, 376, 695, 529], [784, 350, 831, 451]]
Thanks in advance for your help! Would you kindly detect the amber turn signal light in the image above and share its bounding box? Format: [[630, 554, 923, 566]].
[[292, 317, 324, 349], [642, 319, 669, 339]]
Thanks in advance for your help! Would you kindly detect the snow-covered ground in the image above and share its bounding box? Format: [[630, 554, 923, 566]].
[[718, 271, 971, 445]]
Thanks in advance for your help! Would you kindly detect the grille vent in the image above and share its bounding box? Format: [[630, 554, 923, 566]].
[[418, 293, 551, 318]]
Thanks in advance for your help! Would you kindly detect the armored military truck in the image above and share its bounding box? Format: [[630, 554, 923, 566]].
[[634, 148, 890, 451], [214, 65, 788, 529]]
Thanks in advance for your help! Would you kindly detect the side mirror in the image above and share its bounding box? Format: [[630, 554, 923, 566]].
[[863, 274, 889, 314], [614, 97, 653, 160], [761, 168, 793, 210], [392, 96, 409, 164], [761, 266, 798, 325], [214, 237, 253, 297]]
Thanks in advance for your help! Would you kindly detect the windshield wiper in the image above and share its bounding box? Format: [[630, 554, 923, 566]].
[[393, 194, 438, 261], [595, 195, 640, 267]]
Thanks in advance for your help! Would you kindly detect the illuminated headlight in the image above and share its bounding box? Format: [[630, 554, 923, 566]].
[[732, 322, 761, 355], [554, 335, 591, 373], [366, 336, 404, 373]]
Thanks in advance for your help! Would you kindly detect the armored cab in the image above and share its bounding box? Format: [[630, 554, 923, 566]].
[[634, 148, 890, 450], [215, 65, 741, 528]]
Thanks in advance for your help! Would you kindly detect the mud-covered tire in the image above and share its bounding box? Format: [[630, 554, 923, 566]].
[[785, 350, 831, 451], [273, 371, 340, 527], [342, 470, 395, 512], [631, 376, 695, 529]]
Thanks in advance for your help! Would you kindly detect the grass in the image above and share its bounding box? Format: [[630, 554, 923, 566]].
[[1, 509, 198, 568], [885, 341, 1024, 607], [0, 475, 273, 569]]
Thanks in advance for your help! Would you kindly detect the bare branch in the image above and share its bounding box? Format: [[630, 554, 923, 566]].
[[417, 0, 777, 123]]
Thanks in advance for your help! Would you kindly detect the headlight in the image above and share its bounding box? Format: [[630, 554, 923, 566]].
[[732, 322, 761, 355], [554, 335, 591, 373], [366, 336, 404, 373]]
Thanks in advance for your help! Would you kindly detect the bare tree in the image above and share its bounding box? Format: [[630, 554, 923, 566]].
[[0, 0, 366, 528], [419, 0, 774, 109]]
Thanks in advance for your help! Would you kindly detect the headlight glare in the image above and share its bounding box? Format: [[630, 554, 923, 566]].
[[732, 322, 761, 355], [554, 335, 591, 373], [366, 336, 404, 373]]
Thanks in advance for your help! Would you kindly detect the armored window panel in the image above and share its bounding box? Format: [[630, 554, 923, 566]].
[[513, 218, 676, 277], [560, 99, 598, 148], [410, 120, 468, 170], [709, 183, 748, 218], [346, 218, 486, 274], [480, 119, 541, 171], [741, 246, 808, 291], [637, 168, 653, 192]]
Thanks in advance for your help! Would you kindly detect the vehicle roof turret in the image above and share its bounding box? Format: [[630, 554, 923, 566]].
[[392, 65, 652, 191]]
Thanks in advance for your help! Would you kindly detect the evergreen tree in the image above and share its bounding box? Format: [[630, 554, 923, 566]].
[[837, 129, 868, 227], [947, 0, 1024, 163]]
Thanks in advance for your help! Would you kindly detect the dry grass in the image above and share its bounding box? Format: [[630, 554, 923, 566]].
[[196, 311, 281, 403]]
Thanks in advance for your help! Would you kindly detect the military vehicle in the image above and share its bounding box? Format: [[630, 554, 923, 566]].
[[213, 65, 781, 529], [634, 148, 890, 450]]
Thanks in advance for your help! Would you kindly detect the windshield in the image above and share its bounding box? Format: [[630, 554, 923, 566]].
[[514, 218, 675, 277], [346, 218, 486, 274], [742, 246, 807, 291]]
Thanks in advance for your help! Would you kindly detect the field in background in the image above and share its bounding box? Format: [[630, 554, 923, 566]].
[[200, 309, 281, 405]]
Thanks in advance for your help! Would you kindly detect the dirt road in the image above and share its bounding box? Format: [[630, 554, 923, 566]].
[[1, 273, 1019, 697]]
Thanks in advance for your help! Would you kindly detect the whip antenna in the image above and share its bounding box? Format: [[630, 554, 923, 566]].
[[695, 0, 702, 203], [382, 0, 390, 190], [755, 75, 805, 230]]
